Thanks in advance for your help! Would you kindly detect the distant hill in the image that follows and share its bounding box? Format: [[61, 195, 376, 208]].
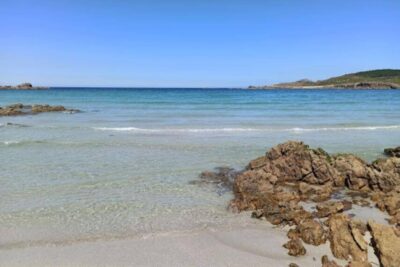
[[249, 69, 400, 89]]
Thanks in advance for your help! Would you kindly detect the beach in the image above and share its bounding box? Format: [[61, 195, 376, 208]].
[[1, 88, 400, 266], [1, 216, 347, 267]]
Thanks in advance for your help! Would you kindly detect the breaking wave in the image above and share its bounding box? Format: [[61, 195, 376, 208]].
[[93, 125, 400, 134]]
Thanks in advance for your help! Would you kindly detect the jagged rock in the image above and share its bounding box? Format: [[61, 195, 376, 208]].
[[254, 193, 311, 226], [373, 187, 400, 216], [283, 238, 306, 256], [321, 255, 342, 267], [368, 221, 400, 267], [333, 155, 374, 191], [327, 214, 368, 262], [384, 147, 400, 158], [370, 158, 400, 192], [231, 141, 340, 210], [296, 218, 327, 245], [315, 201, 352, 218], [298, 182, 333, 202]]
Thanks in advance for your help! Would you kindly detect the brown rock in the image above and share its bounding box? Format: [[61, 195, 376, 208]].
[[0, 103, 78, 117], [346, 261, 371, 267], [289, 263, 299, 267], [368, 221, 400, 267], [296, 219, 327, 245], [370, 158, 400, 192], [333, 154, 373, 191], [231, 141, 341, 211], [298, 182, 333, 202], [283, 238, 306, 256], [315, 201, 352, 218], [321, 255, 342, 267], [327, 214, 367, 262]]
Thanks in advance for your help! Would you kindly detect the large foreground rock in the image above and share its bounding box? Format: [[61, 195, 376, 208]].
[[368, 221, 400, 267], [327, 214, 368, 262], [230, 141, 341, 210]]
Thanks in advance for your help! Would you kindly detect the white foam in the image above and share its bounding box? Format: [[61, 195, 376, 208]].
[[2, 140, 21, 146], [93, 125, 400, 134]]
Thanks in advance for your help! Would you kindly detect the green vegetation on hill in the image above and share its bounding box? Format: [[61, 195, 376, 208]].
[[249, 69, 400, 89], [317, 69, 400, 85]]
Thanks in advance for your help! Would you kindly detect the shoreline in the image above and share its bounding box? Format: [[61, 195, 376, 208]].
[[0, 221, 347, 267]]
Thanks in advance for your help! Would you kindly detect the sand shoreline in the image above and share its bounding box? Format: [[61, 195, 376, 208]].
[[0, 220, 346, 267]]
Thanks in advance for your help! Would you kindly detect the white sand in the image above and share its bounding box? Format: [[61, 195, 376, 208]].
[[0, 220, 345, 267]]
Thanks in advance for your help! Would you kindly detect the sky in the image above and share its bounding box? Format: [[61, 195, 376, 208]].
[[1, 0, 400, 87]]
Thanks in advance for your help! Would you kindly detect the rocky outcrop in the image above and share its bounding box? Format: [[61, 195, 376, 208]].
[[0, 83, 48, 90], [368, 221, 400, 267], [230, 141, 341, 211], [0, 104, 79, 116], [198, 141, 400, 266]]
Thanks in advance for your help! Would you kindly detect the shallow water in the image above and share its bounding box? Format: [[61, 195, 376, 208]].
[[1, 88, 399, 248]]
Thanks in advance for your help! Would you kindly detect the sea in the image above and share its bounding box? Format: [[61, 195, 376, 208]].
[[1, 88, 399, 249]]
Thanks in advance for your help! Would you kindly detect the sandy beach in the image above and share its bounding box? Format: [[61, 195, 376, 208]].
[[0, 219, 345, 267]]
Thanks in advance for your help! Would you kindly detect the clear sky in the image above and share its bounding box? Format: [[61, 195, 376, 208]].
[[1, 0, 399, 87]]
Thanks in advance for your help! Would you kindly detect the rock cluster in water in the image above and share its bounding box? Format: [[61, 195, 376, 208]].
[[0, 83, 48, 90], [202, 141, 400, 267], [0, 103, 79, 116]]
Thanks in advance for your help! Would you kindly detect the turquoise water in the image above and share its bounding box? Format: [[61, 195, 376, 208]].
[[1, 88, 400, 248]]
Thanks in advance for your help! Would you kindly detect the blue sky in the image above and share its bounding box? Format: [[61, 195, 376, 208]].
[[1, 0, 399, 87]]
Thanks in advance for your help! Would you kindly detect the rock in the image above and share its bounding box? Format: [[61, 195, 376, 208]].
[[368, 221, 400, 267], [0, 104, 78, 117], [346, 261, 372, 267], [16, 82, 33, 89], [315, 201, 352, 218], [296, 219, 327, 245], [254, 193, 311, 226], [321, 255, 342, 267], [263, 142, 339, 185], [374, 187, 400, 216], [384, 147, 400, 158], [327, 214, 368, 262], [191, 167, 239, 190], [288, 263, 299, 267], [283, 238, 306, 256], [370, 158, 400, 192], [231, 141, 340, 211], [298, 182, 333, 202], [247, 156, 267, 169], [333, 154, 373, 191], [0, 83, 48, 90]]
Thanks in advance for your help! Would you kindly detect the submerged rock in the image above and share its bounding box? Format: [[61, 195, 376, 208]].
[[0, 103, 79, 116]]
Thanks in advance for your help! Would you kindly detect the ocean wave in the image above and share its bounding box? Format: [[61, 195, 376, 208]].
[[93, 125, 400, 134]]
